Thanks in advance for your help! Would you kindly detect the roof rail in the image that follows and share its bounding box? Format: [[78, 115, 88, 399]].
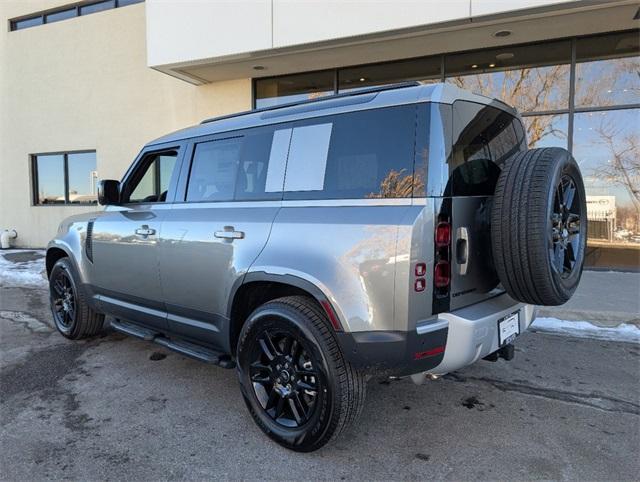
[[200, 81, 423, 125]]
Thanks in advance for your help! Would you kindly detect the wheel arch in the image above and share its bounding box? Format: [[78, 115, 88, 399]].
[[227, 272, 344, 356], [46, 244, 73, 278]]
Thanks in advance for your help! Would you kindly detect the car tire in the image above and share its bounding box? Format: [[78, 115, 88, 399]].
[[491, 147, 587, 306], [49, 257, 104, 339], [236, 295, 366, 452]]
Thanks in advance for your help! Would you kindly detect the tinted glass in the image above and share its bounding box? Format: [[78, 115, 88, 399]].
[[128, 152, 177, 203], [45, 8, 77, 23], [117, 0, 144, 6], [339, 56, 441, 92], [13, 16, 43, 30], [573, 109, 640, 269], [80, 1, 115, 15], [255, 70, 335, 108], [235, 129, 283, 201], [522, 114, 568, 149], [283, 105, 417, 200], [575, 31, 640, 108], [67, 152, 98, 204], [446, 40, 571, 112], [34, 155, 65, 204], [186, 138, 242, 202], [449, 102, 524, 196]]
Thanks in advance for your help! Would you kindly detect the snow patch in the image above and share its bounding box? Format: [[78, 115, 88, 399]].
[[0, 250, 47, 288], [532, 317, 640, 343]]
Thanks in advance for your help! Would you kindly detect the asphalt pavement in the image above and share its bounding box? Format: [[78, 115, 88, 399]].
[[1, 279, 639, 480]]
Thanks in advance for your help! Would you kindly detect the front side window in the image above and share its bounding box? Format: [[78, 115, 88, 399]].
[[126, 151, 178, 203], [283, 105, 417, 200], [32, 151, 97, 205]]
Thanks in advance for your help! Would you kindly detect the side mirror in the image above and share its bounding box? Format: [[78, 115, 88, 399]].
[[97, 180, 121, 205]]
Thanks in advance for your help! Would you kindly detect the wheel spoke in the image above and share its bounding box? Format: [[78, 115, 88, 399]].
[[289, 396, 305, 425], [282, 336, 293, 358], [259, 333, 279, 361], [265, 388, 278, 411], [563, 181, 576, 211], [296, 379, 316, 391], [274, 396, 285, 418], [53, 279, 65, 296]]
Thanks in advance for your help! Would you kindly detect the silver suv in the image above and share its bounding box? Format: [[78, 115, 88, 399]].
[[47, 83, 586, 451]]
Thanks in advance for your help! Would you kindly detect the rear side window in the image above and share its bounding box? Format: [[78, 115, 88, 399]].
[[186, 138, 242, 202], [448, 101, 525, 196], [283, 105, 417, 200]]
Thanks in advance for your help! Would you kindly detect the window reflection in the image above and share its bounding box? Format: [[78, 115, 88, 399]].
[[255, 70, 335, 108], [448, 65, 570, 113], [445, 40, 571, 112], [573, 109, 640, 268], [339, 56, 440, 92], [575, 31, 640, 107], [35, 155, 65, 204], [521, 114, 568, 149], [67, 152, 98, 204]]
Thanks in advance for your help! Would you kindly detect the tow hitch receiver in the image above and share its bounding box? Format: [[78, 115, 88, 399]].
[[483, 343, 515, 362]]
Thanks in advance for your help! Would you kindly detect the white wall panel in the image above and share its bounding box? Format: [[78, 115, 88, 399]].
[[146, 0, 272, 67], [272, 0, 470, 48], [471, 0, 574, 17]]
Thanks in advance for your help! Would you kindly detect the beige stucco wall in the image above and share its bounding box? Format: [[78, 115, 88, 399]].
[[0, 1, 251, 247]]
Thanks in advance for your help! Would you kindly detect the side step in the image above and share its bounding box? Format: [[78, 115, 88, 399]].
[[109, 319, 235, 368]]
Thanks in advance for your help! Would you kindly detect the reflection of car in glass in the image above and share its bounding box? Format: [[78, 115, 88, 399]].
[[46, 83, 587, 451]]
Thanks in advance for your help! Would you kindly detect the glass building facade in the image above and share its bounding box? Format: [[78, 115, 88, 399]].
[[254, 30, 640, 271]]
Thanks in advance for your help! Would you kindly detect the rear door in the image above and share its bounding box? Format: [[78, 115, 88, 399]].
[[159, 126, 284, 348], [447, 101, 526, 310]]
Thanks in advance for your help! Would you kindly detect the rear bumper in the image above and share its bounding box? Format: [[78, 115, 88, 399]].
[[423, 294, 535, 377], [336, 293, 535, 377]]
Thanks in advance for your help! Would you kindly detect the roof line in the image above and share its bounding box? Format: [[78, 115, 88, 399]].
[[200, 81, 422, 125]]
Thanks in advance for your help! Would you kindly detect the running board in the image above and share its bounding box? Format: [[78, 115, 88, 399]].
[[109, 319, 235, 368]]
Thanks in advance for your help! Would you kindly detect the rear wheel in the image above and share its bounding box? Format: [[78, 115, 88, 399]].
[[236, 296, 365, 452], [49, 257, 104, 339], [491, 147, 587, 305]]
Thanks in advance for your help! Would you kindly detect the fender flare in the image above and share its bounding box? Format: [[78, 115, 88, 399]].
[[227, 270, 345, 331]]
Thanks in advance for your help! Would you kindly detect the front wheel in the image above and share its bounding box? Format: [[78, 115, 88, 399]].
[[49, 257, 104, 339], [236, 296, 366, 452]]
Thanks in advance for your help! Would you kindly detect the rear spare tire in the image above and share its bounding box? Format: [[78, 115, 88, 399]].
[[491, 147, 587, 306]]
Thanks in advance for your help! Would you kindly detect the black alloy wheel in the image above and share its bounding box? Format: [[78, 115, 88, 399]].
[[249, 330, 321, 428], [237, 296, 366, 452], [51, 268, 77, 330], [550, 174, 583, 279], [49, 257, 104, 339]]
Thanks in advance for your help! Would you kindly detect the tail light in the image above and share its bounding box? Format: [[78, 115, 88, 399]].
[[434, 261, 450, 288], [435, 222, 451, 247], [434, 220, 451, 297]]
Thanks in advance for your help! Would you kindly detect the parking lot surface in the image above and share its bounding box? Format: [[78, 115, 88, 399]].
[[1, 281, 639, 480]]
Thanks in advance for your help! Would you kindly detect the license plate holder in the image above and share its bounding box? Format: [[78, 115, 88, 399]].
[[498, 311, 520, 346]]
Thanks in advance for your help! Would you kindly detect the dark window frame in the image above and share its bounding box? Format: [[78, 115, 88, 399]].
[[30, 150, 97, 206], [120, 146, 182, 205], [9, 0, 144, 31]]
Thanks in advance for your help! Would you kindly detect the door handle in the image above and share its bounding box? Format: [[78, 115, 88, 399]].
[[214, 226, 244, 240], [456, 227, 469, 275], [135, 225, 156, 237]]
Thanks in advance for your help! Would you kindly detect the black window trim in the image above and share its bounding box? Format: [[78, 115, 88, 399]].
[[30, 149, 98, 207], [119, 144, 184, 206], [9, 0, 144, 32]]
